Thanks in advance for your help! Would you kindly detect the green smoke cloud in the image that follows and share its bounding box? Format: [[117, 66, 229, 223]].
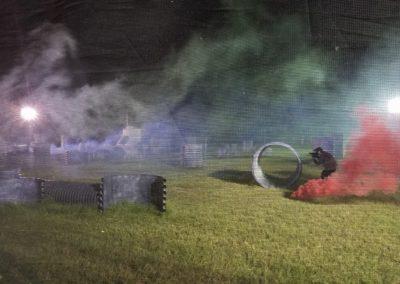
[[165, 1, 341, 143]]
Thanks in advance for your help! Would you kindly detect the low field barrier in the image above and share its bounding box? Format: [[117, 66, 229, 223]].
[[0, 170, 166, 212]]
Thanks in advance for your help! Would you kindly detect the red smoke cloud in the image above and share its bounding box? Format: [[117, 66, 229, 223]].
[[292, 114, 400, 200]]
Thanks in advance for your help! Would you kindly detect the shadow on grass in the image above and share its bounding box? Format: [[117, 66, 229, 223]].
[[285, 186, 400, 206], [313, 192, 400, 206], [208, 167, 398, 207], [0, 250, 41, 283], [209, 170, 313, 189], [209, 170, 257, 186]]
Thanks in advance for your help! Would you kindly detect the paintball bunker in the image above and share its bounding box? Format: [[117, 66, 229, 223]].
[[0, 170, 166, 212], [252, 142, 302, 189]]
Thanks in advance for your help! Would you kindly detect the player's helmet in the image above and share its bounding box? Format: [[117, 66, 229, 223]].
[[312, 147, 323, 153]]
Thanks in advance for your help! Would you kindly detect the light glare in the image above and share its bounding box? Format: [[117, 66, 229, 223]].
[[20, 106, 38, 121], [388, 97, 400, 114]]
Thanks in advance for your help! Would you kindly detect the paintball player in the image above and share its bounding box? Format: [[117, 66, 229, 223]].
[[310, 147, 337, 179]]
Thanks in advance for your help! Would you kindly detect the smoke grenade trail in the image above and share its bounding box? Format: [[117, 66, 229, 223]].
[[292, 113, 400, 200]]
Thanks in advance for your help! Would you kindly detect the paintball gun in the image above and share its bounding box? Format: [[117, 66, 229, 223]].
[[309, 149, 321, 164]]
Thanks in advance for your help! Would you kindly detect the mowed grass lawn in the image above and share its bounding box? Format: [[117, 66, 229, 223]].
[[0, 156, 400, 283]]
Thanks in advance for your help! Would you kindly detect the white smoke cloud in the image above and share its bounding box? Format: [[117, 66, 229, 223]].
[[0, 23, 76, 98], [0, 22, 151, 142]]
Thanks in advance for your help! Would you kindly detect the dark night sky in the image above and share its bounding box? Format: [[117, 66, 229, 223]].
[[0, 1, 301, 81], [0, 0, 223, 81], [1, 0, 400, 143], [1, 0, 399, 81]]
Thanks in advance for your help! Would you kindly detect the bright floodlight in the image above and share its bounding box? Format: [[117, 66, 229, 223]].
[[388, 97, 400, 114], [20, 106, 38, 121]]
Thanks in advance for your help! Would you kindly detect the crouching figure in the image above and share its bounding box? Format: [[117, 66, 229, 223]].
[[309, 147, 337, 179]]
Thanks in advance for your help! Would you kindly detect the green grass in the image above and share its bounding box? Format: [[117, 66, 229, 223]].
[[0, 157, 400, 283]]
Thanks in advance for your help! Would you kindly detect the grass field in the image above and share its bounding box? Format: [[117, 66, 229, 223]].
[[0, 155, 400, 283]]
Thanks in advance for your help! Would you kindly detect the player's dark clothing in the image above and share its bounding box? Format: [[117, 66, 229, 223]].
[[312, 149, 337, 179], [321, 169, 335, 179], [318, 151, 337, 171]]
